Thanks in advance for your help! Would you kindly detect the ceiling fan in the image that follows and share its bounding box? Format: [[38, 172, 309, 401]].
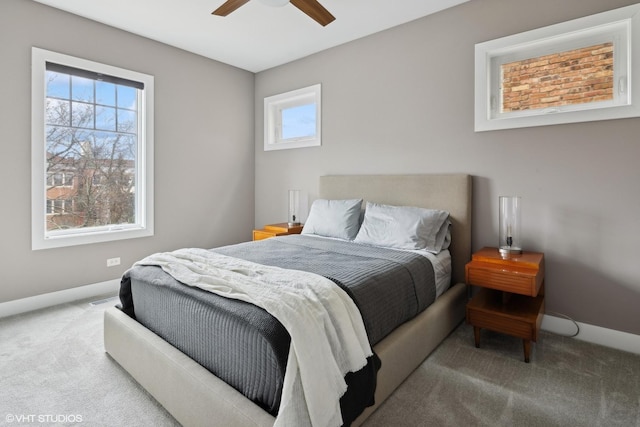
[[212, 0, 336, 27]]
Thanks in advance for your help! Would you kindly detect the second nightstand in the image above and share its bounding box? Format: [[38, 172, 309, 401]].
[[465, 247, 545, 363], [252, 223, 303, 241]]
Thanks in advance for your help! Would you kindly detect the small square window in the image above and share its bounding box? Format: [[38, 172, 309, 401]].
[[264, 84, 321, 151]]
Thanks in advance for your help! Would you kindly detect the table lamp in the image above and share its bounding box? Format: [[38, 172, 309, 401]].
[[499, 196, 522, 255], [288, 190, 301, 226]]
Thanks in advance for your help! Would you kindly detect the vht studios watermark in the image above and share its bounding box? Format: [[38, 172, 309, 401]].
[[5, 414, 83, 424]]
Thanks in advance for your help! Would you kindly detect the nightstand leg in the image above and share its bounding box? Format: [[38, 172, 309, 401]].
[[523, 340, 531, 363], [473, 327, 481, 348]]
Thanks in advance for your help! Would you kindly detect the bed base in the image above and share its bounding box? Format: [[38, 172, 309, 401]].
[[104, 281, 466, 427]]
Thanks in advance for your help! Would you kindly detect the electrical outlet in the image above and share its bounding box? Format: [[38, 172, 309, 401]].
[[106, 257, 121, 267]]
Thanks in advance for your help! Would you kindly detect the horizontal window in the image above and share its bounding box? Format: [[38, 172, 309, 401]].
[[475, 4, 640, 131]]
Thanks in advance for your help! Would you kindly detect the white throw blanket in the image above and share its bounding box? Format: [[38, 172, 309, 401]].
[[134, 248, 373, 427]]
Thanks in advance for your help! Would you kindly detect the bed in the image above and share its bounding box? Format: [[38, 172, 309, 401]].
[[104, 173, 472, 426]]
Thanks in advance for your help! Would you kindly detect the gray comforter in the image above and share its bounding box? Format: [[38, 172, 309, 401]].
[[214, 234, 436, 344], [120, 234, 437, 422]]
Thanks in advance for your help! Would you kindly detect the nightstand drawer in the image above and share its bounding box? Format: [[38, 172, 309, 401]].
[[465, 247, 544, 297], [252, 230, 275, 241], [466, 288, 545, 342], [466, 264, 542, 296], [467, 309, 534, 340]]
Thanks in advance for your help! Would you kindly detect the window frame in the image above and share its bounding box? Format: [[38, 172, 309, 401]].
[[31, 47, 154, 250], [264, 84, 321, 151], [475, 3, 640, 132]]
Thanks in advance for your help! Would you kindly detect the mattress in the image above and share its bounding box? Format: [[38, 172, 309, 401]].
[[120, 235, 448, 420]]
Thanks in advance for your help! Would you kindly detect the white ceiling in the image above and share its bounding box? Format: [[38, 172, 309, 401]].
[[33, 0, 469, 73]]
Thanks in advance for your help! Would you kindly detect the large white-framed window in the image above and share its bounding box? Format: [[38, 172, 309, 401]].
[[31, 47, 154, 250], [475, 3, 640, 131], [264, 84, 321, 151]]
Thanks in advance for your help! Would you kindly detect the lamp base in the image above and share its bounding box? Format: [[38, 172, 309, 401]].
[[287, 222, 301, 227], [499, 247, 523, 256]]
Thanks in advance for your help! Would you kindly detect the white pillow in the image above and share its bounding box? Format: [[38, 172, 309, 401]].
[[435, 220, 452, 252], [354, 202, 450, 253], [439, 223, 452, 252], [301, 198, 363, 240]]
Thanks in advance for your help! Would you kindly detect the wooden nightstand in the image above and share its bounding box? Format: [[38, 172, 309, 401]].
[[465, 247, 545, 363], [252, 223, 303, 241]]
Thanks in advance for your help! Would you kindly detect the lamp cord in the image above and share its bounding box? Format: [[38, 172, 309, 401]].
[[546, 311, 580, 338]]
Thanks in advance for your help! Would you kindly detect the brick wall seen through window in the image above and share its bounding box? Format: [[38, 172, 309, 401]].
[[501, 42, 614, 112]]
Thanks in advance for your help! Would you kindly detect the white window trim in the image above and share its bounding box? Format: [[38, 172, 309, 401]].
[[475, 3, 640, 132], [31, 47, 154, 250], [264, 84, 321, 151]]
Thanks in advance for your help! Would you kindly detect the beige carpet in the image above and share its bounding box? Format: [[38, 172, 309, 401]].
[[365, 322, 640, 426], [0, 295, 638, 427]]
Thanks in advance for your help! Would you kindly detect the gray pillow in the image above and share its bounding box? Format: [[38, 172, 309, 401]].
[[354, 202, 450, 252], [301, 198, 363, 240]]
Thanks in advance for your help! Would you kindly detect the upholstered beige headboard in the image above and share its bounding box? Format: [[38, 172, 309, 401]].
[[319, 174, 472, 285]]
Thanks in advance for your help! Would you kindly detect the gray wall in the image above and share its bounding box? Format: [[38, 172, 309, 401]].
[[255, 0, 640, 335], [3, 0, 639, 338], [0, 0, 255, 302]]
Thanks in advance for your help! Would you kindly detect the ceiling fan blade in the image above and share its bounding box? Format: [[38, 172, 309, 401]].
[[212, 0, 250, 16], [290, 0, 335, 26]]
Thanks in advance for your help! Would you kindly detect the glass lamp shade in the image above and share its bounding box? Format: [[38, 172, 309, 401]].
[[499, 196, 522, 255], [288, 190, 301, 226]]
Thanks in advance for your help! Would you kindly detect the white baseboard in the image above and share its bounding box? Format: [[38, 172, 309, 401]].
[[0, 279, 120, 319], [542, 314, 640, 355]]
